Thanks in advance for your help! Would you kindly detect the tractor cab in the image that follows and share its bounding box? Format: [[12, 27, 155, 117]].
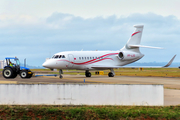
[[5, 57, 20, 72], [2, 57, 33, 79], [6, 57, 20, 66]]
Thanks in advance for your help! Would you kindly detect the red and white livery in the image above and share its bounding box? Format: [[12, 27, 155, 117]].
[[42, 25, 176, 78]]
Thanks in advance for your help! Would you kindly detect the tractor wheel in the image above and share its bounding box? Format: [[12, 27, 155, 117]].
[[20, 70, 28, 78], [2, 68, 14, 79]]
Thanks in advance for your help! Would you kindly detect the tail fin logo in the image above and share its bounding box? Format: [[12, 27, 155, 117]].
[[131, 31, 141, 37]]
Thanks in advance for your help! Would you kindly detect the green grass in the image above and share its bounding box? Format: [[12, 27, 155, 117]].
[[1, 68, 180, 77], [110, 68, 180, 77], [0, 105, 180, 119], [30, 68, 180, 77]]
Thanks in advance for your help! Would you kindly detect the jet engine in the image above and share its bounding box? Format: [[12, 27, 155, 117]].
[[117, 51, 140, 60]]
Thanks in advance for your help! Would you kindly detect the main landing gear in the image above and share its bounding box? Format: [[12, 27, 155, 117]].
[[85, 69, 115, 77], [85, 70, 91, 77], [59, 69, 63, 79], [108, 69, 115, 77], [58, 69, 115, 78]]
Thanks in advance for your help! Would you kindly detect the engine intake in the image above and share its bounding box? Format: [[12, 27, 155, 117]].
[[118, 52, 124, 59], [117, 51, 140, 60]]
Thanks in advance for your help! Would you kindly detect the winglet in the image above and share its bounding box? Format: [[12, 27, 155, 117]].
[[163, 55, 176, 67]]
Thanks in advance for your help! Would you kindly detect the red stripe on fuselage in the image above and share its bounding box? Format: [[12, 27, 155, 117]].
[[57, 53, 118, 65]]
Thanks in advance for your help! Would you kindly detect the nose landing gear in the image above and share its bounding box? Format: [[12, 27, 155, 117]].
[[59, 69, 63, 79]]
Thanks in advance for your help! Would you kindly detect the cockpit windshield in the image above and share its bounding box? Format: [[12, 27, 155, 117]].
[[52, 55, 65, 59], [55, 55, 59, 58]]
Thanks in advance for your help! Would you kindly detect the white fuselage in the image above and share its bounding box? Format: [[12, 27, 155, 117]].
[[42, 25, 147, 73], [42, 50, 144, 70], [41, 25, 174, 78]]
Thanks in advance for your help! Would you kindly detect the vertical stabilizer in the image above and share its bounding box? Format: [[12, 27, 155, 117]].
[[121, 25, 144, 52], [127, 25, 144, 46], [122, 25, 162, 50]]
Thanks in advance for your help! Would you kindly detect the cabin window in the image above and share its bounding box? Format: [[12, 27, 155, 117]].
[[92, 57, 94, 59], [85, 57, 86, 59], [82, 57, 83, 60], [79, 57, 81, 60], [90, 57, 91, 59], [87, 57, 89, 60], [96, 57, 97, 59]]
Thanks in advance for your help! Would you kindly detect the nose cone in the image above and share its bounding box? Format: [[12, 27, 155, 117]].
[[42, 61, 49, 68], [42, 60, 53, 68], [42, 61, 48, 68]]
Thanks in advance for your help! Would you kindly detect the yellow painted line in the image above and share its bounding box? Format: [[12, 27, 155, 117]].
[[0, 81, 17, 84]]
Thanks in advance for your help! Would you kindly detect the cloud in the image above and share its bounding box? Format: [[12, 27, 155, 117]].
[[0, 12, 180, 66]]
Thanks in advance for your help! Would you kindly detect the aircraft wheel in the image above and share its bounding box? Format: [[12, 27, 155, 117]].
[[59, 75, 63, 79], [85, 72, 91, 77], [108, 72, 114, 77], [2, 68, 14, 78], [20, 70, 28, 78]]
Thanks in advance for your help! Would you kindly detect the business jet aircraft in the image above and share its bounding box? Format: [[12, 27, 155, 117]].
[[42, 25, 176, 78]]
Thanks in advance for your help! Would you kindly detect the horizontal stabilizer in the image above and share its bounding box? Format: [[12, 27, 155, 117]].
[[128, 45, 163, 49]]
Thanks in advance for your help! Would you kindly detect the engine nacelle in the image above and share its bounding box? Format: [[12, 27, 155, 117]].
[[117, 51, 141, 60]]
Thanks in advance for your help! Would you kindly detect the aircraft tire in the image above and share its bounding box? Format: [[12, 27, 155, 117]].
[[85, 72, 91, 77], [59, 75, 63, 79], [2, 67, 14, 79], [108, 72, 114, 77]]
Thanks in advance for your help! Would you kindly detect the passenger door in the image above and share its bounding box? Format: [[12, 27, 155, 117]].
[[68, 54, 74, 68]]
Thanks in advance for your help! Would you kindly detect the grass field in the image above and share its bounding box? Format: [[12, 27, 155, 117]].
[[1, 68, 180, 77], [30, 68, 180, 77], [1, 68, 180, 119], [0, 105, 180, 119]]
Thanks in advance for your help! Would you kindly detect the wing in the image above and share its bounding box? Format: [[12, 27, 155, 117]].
[[91, 55, 176, 69]]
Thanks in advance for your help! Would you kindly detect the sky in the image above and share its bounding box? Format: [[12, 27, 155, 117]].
[[0, 0, 180, 66]]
